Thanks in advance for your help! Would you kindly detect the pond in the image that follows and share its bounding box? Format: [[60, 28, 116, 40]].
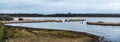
[[6, 17, 120, 42]]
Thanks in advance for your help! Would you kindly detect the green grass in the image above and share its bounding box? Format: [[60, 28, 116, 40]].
[[0, 24, 4, 42]]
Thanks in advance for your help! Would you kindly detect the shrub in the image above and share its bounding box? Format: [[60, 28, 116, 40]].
[[0, 15, 13, 21], [18, 17, 23, 21]]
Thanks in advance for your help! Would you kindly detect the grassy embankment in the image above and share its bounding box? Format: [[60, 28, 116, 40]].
[[4, 25, 101, 42], [0, 15, 13, 42]]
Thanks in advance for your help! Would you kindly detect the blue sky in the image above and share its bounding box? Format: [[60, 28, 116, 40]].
[[0, 0, 120, 14]]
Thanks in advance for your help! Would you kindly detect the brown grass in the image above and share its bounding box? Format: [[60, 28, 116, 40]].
[[4, 25, 101, 42]]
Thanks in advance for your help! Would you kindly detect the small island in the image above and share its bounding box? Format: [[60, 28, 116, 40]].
[[87, 21, 120, 26]]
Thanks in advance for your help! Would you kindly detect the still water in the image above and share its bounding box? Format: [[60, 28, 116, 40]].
[[6, 17, 120, 42]]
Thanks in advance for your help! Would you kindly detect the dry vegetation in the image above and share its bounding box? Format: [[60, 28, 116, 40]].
[[4, 26, 101, 42]]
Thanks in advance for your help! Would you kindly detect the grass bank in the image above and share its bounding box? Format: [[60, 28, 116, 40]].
[[0, 24, 4, 42], [3, 25, 102, 42]]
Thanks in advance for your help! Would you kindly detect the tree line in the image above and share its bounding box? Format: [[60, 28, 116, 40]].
[[1, 13, 120, 17]]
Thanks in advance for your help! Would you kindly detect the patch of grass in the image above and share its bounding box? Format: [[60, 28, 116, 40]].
[[0, 24, 4, 42], [31, 29, 91, 38], [5, 28, 36, 39]]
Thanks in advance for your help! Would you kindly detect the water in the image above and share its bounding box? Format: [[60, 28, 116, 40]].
[[6, 17, 120, 42]]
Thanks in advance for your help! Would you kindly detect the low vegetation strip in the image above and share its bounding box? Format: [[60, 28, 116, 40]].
[[2, 20, 62, 24], [4, 25, 102, 42], [87, 22, 120, 26]]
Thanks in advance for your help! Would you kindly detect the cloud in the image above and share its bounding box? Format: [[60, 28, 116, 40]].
[[0, 0, 120, 14]]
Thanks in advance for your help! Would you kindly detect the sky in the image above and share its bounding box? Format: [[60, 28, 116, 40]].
[[0, 0, 120, 14]]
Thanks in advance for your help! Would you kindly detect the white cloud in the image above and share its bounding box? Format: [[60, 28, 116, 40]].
[[0, 0, 120, 14]]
